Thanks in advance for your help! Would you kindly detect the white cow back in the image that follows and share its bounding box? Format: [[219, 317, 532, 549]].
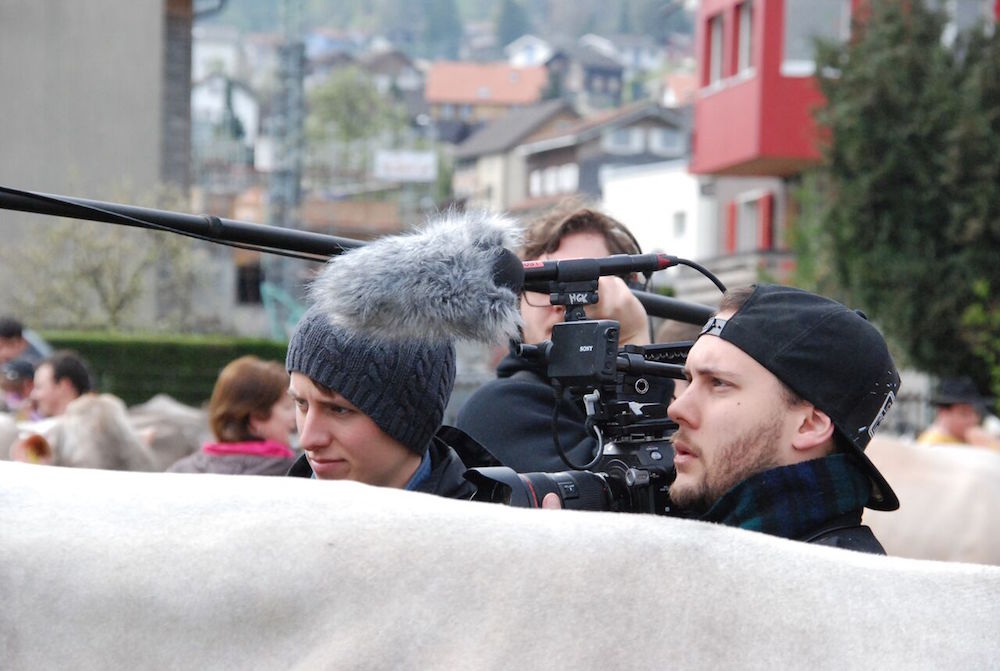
[[865, 436, 1000, 565], [126, 393, 210, 470], [2, 462, 998, 670], [0, 412, 16, 458]]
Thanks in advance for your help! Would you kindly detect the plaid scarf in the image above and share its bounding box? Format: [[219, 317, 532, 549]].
[[700, 454, 871, 540]]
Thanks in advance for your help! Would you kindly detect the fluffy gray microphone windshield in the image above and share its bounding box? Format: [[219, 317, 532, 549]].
[[308, 210, 523, 344]]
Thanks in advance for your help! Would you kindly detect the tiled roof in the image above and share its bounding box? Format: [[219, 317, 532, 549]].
[[524, 99, 660, 146], [454, 99, 575, 159], [425, 61, 547, 105]]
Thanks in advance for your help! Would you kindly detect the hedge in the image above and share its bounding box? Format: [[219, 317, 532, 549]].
[[42, 331, 289, 407]]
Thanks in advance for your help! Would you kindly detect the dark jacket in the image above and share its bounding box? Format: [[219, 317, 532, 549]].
[[455, 354, 598, 473], [286, 434, 476, 500], [801, 512, 886, 554]]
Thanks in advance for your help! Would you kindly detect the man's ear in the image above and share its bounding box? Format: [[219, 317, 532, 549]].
[[791, 405, 835, 453]]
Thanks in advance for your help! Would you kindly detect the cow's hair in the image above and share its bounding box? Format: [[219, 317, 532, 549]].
[[127, 394, 209, 471], [0, 413, 17, 459], [864, 436, 1000, 565], [2, 461, 999, 669], [46, 394, 157, 471]]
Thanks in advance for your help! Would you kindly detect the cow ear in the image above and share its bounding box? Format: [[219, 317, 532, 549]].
[[791, 405, 835, 454]]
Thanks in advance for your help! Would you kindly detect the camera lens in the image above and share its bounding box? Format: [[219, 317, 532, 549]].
[[466, 466, 616, 510]]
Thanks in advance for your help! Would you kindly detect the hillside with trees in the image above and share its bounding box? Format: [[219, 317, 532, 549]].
[[204, 0, 692, 56]]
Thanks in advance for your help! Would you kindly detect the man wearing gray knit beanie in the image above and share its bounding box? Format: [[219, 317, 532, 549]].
[[285, 307, 476, 499]]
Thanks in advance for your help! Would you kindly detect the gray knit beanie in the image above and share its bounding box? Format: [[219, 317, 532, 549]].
[[286, 307, 456, 455]]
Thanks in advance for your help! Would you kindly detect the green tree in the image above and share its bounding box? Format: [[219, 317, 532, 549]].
[[306, 66, 407, 176], [802, 2, 1000, 395], [0, 186, 217, 332], [495, 0, 531, 48]]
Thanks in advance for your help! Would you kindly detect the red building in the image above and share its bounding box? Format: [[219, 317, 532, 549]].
[[688, 0, 1000, 266]]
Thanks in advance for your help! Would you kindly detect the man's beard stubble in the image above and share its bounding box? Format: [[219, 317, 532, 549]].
[[668, 411, 786, 515]]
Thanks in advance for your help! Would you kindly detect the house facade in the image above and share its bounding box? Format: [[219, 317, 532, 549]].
[[545, 43, 625, 112], [513, 102, 688, 215], [690, 0, 1000, 293], [452, 100, 579, 212]]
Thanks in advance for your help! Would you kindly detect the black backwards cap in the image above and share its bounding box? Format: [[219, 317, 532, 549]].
[[701, 284, 900, 511]]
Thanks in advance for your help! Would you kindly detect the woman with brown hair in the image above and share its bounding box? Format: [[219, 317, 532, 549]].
[[168, 356, 297, 476]]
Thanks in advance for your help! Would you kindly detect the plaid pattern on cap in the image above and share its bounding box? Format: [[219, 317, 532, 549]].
[[706, 284, 900, 511], [286, 307, 456, 456]]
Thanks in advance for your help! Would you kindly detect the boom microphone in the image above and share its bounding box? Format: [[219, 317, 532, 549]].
[[309, 210, 524, 344], [522, 253, 676, 287]]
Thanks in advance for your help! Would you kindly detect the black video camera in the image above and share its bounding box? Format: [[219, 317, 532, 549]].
[[465, 318, 692, 515]]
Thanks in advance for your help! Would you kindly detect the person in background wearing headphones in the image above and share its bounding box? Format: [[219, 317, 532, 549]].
[[456, 206, 651, 472]]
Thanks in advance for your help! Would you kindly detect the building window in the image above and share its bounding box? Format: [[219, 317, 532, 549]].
[[236, 263, 263, 304], [558, 163, 579, 192], [440, 104, 455, 120], [673, 211, 687, 239], [736, 1, 754, 73], [648, 127, 685, 156], [543, 166, 559, 195], [737, 198, 759, 252], [782, 0, 850, 76], [529, 169, 542, 197], [707, 13, 724, 85], [940, 0, 995, 46], [602, 127, 643, 154], [733, 191, 774, 252]]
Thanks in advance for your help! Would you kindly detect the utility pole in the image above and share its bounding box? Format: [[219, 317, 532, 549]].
[[265, 0, 306, 299]]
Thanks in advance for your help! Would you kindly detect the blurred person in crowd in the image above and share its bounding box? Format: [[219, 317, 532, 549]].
[[284, 307, 475, 499], [0, 316, 46, 365], [456, 206, 653, 472], [1, 358, 40, 421], [31, 350, 93, 418], [168, 356, 297, 476], [917, 377, 1000, 449]]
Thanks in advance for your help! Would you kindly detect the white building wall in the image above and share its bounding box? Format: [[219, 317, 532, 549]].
[[600, 160, 705, 260], [192, 24, 242, 80], [476, 154, 508, 213]]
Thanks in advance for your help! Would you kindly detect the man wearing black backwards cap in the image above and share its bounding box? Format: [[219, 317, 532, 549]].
[[917, 377, 997, 448], [667, 284, 899, 552], [545, 284, 900, 553], [284, 307, 476, 499]]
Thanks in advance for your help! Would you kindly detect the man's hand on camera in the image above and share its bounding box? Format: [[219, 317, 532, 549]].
[[585, 276, 650, 347], [541, 493, 563, 509]]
